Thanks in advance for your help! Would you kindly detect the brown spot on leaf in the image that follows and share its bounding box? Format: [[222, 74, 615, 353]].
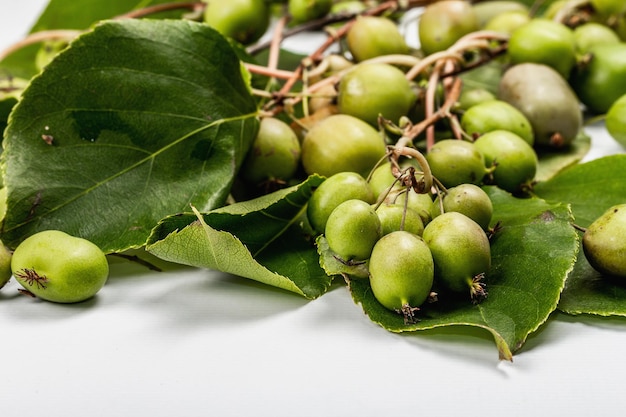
[[535, 210, 556, 223]]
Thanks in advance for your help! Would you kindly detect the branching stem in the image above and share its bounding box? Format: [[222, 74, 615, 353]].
[[0, 30, 81, 62]]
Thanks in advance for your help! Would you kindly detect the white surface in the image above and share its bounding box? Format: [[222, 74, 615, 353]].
[[2, 2, 626, 416]]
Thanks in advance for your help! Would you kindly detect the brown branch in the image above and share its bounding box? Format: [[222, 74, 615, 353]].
[[425, 62, 443, 150], [112, 1, 205, 20], [245, 63, 295, 80], [246, 0, 442, 56], [442, 60, 464, 141], [268, 16, 289, 73], [263, 0, 406, 114], [394, 76, 463, 153], [0, 30, 81, 62], [246, 11, 361, 56], [0, 2, 207, 62]]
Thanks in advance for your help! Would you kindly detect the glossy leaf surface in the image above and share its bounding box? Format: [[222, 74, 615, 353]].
[[1, 19, 259, 252], [535, 154, 626, 316], [146, 176, 333, 299]]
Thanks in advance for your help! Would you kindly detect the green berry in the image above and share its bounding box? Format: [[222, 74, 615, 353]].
[[431, 184, 493, 230], [376, 203, 425, 236], [240, 117, 301, 184], [426, 139, 489, 187], [325, 199, 382, 261], [11, 230, 109, 303], [423, 212, 490, 301], [301, 114, 386, 178], [583, 204, 626, 278], [369, 231, 434, 318], [307, 171, 375, 235]]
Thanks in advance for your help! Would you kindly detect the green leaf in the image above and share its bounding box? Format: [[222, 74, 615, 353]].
[[534, 154, 626, 316], [535, 130, 592, 182], [348, 187, 578, 360], [460, 60, 505, 95], [146, 175, 333, 299], [316, 235, 370, 279], [557, 254, 626, 316], [534, 154, 626, 227], [0, 45, 42, 82], [1, 19, 259, 253]]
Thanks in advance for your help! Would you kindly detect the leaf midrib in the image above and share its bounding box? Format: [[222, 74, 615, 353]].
[[4, 111, 257, 233]]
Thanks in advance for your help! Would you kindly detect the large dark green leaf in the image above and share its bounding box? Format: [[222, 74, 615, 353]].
[[348, 187, 578, 360], [146, 176, 333, 299], [1, 19, 259, 252], [534, 154, 626, 316], [534, 154, 626, 227]]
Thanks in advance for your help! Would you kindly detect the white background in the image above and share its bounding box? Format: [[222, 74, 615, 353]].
[[2, 2, 626, 416]]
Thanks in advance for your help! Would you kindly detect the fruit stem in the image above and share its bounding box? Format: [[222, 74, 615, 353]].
[[469, 273, 488, 304], [432, 176, 448, 195], [268, 1, 400, 111], [112, 1, 205, 20], [262, 0, 445, 114], [552, 0, 593, 25], [391, 146, 433, 193], [404, 50, 463, 81], [394, 76, 463, 153], [246, 64, 296, 80], [247, 0, 442, 55], [278, 53, 422, 114], [571, 223, 587, 234], [372, 175, 404, 209], [399, 303, 420, 325], [267, 15, 289, 76], [487, 221, 503, 241], [433, 189, 446, 217], [404, 31, 507, 82], [425, 61, 444, 148]]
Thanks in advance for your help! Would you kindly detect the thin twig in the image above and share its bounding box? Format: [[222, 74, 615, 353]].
[[0, 1, 207, 62], [263, 0, 407, 113], [246, 0, 441, 55], [267, 15, 289, 73], [0, 30, 81, 62], [112, 1, 205, 20], [245, 63, 295, 79], [394, 76, 463, 152], [425, 60, 444, 149]]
